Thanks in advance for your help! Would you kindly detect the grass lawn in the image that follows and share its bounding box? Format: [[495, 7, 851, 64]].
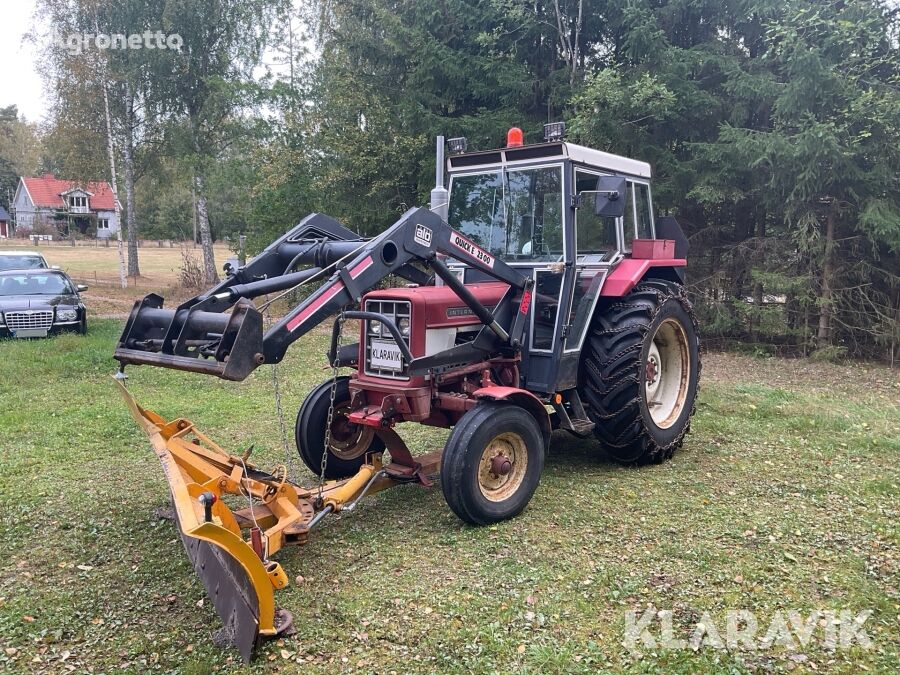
[[0, 320, 897, 673]]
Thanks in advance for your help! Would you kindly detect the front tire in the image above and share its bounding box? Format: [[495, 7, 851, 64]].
[[296, 376, 385, 479], [441, 402, 545, 525], [582, 279, 700, 464]]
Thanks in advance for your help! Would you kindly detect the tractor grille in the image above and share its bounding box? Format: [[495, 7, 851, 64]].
[[364, 299, 411, 380], [5, 310, 53, 331]]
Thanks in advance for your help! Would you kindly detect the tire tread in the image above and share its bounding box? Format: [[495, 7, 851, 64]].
[[581, 279, 700, 464]]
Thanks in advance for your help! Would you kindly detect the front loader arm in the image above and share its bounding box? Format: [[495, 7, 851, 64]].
[[263, 207, 531, 364], [115, 207, 532, 381]]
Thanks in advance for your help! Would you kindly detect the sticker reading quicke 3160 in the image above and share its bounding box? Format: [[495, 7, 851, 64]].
[[450, 232, 494, 268]]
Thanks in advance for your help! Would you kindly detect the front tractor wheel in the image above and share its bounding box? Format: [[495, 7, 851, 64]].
[[582, 280, 700, 464], [296, 376, 385, 480], [441, 402, 545, 525]]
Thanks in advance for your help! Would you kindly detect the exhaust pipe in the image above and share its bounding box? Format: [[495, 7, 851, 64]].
[[430, 135, 449, 222]]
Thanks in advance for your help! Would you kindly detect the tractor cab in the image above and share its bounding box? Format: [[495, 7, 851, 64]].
[[442, 125, 664, 393]]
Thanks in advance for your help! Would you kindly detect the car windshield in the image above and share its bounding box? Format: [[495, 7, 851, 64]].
[[0, 254, 47, 270], [0, 273, 74, 296], [448, 165, 563, 262]]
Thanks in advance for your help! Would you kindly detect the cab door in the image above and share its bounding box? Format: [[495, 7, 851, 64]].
[[561, 168, 622, 353]]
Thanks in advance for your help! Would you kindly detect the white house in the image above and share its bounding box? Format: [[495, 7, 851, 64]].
[[12, 173, 119, 238], [0, 206, 9, 238]]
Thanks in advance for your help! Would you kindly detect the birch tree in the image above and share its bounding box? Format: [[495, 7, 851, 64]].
[[160, 0, 282, 284]]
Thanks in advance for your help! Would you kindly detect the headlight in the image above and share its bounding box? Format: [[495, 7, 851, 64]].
[[368, 320, 382, 336], [57, 308, 78, 321], [398, 317, 410, 337]]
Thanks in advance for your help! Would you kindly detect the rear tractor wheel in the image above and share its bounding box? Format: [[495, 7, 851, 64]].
[[440, 402, 545, 525], [582, 279, 700, 464], [296, 376, 385, 480]]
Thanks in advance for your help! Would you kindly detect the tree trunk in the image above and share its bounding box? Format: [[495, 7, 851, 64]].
[[751, 213, 765, 341], [192, 186, 198, 245], [816, 206, 836, 346], [96, 15, 127, 290], [553, 0, 583, 87], [193, 174, 218, 284], [123, 82, 140, 277]]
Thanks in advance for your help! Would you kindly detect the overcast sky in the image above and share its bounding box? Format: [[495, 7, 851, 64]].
[[0, 1, 45, 123], [0, 0, 301, 125]]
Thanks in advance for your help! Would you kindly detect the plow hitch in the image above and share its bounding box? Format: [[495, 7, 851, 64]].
[[116, 380, 439, 661]]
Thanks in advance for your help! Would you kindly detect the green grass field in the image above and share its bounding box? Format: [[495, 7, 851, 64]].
[[0, 240, 232, 317], [0, 321, 897, 673]]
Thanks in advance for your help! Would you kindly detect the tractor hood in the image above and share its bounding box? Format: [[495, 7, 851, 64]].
[[363, 282, 510, 329]]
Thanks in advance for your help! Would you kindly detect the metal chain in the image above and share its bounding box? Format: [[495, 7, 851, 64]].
[[271, 362, 291, 457], [317, 312, 344, 505], [261, 296, 293, 468]]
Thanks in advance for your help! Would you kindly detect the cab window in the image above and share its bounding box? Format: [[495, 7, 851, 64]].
[[622, 181, 637, 251], [635, 183, 654, 239], [574, 169, 618, 258], [448, 165, 563, 263]]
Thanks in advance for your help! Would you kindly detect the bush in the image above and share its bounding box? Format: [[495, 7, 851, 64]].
[[178, 245, 204, 289]]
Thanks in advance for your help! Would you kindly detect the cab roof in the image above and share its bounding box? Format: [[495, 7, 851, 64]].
[[447, 141, 652, 179]]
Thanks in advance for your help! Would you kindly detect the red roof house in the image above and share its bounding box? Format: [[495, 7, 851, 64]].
[[12, 173, 119, 238]]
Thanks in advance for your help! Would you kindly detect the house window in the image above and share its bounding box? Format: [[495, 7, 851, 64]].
[[98, 218, 110, 230], [70, 195, 87, 208]]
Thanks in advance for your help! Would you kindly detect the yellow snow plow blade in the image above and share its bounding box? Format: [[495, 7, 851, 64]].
[[115, 379, 443, 661], [117, 379, 300, 660]]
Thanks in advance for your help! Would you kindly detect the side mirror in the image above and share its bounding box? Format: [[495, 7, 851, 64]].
[[591, 175, 628, 218], [76, 284, 88, 292]]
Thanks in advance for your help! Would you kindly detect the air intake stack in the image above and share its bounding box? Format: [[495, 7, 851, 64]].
[[430, 135, 449, 222]]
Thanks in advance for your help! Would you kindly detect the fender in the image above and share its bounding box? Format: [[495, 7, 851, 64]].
[[472, 386, 551, 444], [600, 258, 686, 297]]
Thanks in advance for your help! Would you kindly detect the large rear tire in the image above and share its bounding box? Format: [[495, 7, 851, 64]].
[[581, 279, 700, 464], [296, 377, 385, 479], [441, 402, 545, 525]]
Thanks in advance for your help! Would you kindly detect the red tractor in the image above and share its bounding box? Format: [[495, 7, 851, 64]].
[[114, 124, 699, 657]]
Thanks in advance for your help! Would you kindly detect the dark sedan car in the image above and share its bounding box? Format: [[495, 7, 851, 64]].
[[0, 250, 51, 271], [0, 269, 88, 338]]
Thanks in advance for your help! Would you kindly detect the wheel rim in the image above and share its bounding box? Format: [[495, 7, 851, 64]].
[[477, 432, 528, 502], [644, 318, 691, 429], [327, 403, 375, 460]]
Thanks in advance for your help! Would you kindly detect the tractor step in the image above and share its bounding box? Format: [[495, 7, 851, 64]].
[[568, 417, 596, 435], [552, 390, 596, 436]]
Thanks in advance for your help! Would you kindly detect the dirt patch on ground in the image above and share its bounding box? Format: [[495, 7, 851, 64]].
[[703, 350, 899, 400]]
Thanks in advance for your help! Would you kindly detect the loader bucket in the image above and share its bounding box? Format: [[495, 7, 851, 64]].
[[114, 295, 265, 381], [116, 380, 294, 661]]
